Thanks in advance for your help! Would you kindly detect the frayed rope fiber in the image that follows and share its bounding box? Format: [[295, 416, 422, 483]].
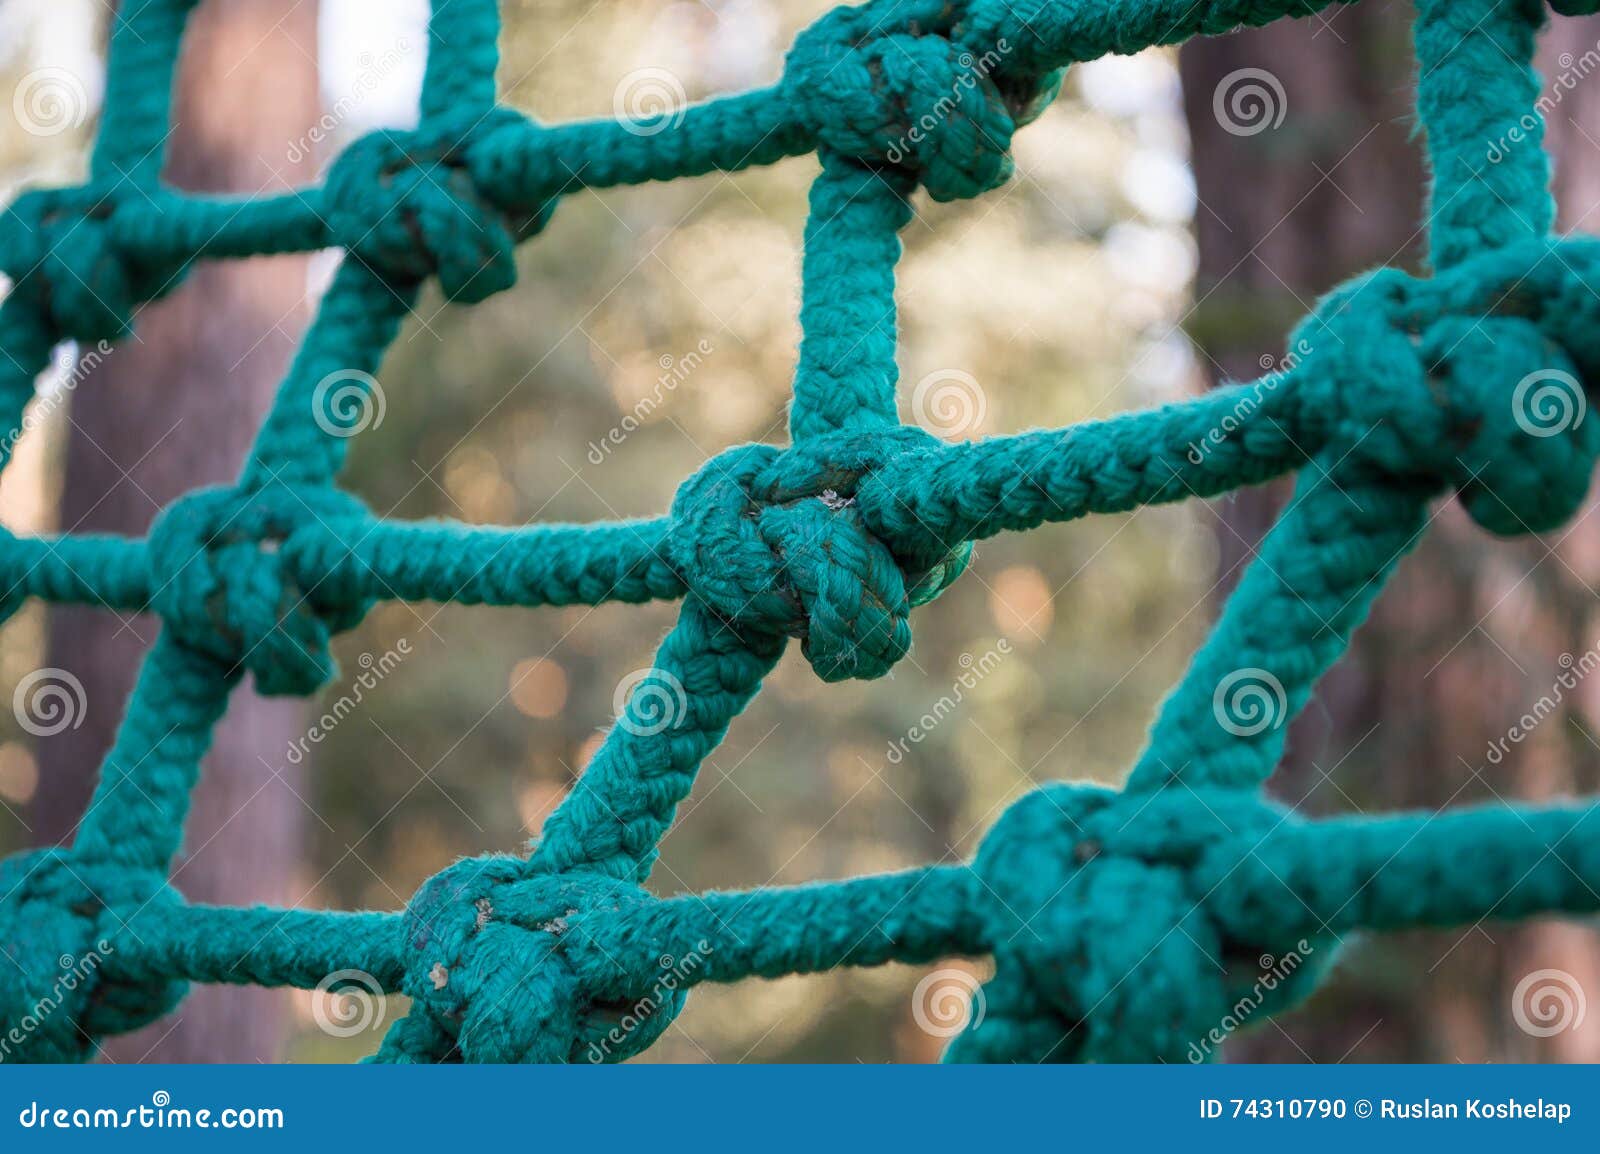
[[4, 0, 1600, 1063]]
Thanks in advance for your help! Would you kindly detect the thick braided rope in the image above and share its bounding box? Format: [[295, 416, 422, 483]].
[[3, 0, 1600, 1064]]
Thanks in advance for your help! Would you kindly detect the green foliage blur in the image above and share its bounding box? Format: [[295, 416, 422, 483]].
[[301, 0, 1206, 1061], [0, 0, 1209, 1062]]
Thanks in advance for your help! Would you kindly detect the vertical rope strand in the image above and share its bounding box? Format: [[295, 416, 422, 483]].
[[1415, 0, 1552, 270], [92, 0, 205, 186], [420, 0, 502, 124], [789, 154, 915, 441]]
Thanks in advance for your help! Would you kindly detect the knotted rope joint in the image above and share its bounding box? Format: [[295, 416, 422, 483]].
[[666, 427, 970, 681], [147, 482, 373, 696], [3, 0, 1600, 1067], [325, 108, 552, 303], [385, 856, 680, 1064]]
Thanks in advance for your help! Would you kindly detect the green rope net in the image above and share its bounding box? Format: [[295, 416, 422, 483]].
[[3, 0, 1600, 1064]]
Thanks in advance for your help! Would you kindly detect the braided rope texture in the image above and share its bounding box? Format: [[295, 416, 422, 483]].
[[4, 0, 1600, 1064]]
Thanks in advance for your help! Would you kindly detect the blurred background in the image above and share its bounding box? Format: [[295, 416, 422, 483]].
[[2, 0, 1600, 1063]]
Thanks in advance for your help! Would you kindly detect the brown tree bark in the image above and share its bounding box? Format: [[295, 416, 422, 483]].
[[1181, 8, 1423, 1061], [1182, 6, 1600, 1062], [1503, 11, 1600, 1064], [1180, 5, 1423, 787], [30, 0, 320, 1062]]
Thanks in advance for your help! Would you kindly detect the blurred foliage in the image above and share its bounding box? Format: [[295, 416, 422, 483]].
[[299, 0, 1207, 1061], [0, 0, 1211, 1062]]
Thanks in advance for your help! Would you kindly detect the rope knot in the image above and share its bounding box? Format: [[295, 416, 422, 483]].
[[147, 481, 372, 696], [666, 428, 969, 682], [382, 856, 679, 1063], [782, 0, 1057, 202], [952, 783, 1327, 1062], [0, 849, 185, 1062], [323, 108, 550, 303], [0, 187, 181, 341], [1295, 254, 1600, 536]]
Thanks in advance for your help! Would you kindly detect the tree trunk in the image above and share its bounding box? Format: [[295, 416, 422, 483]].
[[1183, 5, 1600, 1062], [1505, 11, 1600, 1064], [1182, 8, 1421, 1061], [1180, 4, 1423, 784], [31, 0, 320, 1062]]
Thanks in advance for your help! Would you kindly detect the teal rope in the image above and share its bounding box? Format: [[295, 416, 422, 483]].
[[1127, 466, 1430, 793], [4, 0, 1600, 1065], [790, 156, 913, 440], [1417, 0, 1553, 269], [92, 0, 201, 186]]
